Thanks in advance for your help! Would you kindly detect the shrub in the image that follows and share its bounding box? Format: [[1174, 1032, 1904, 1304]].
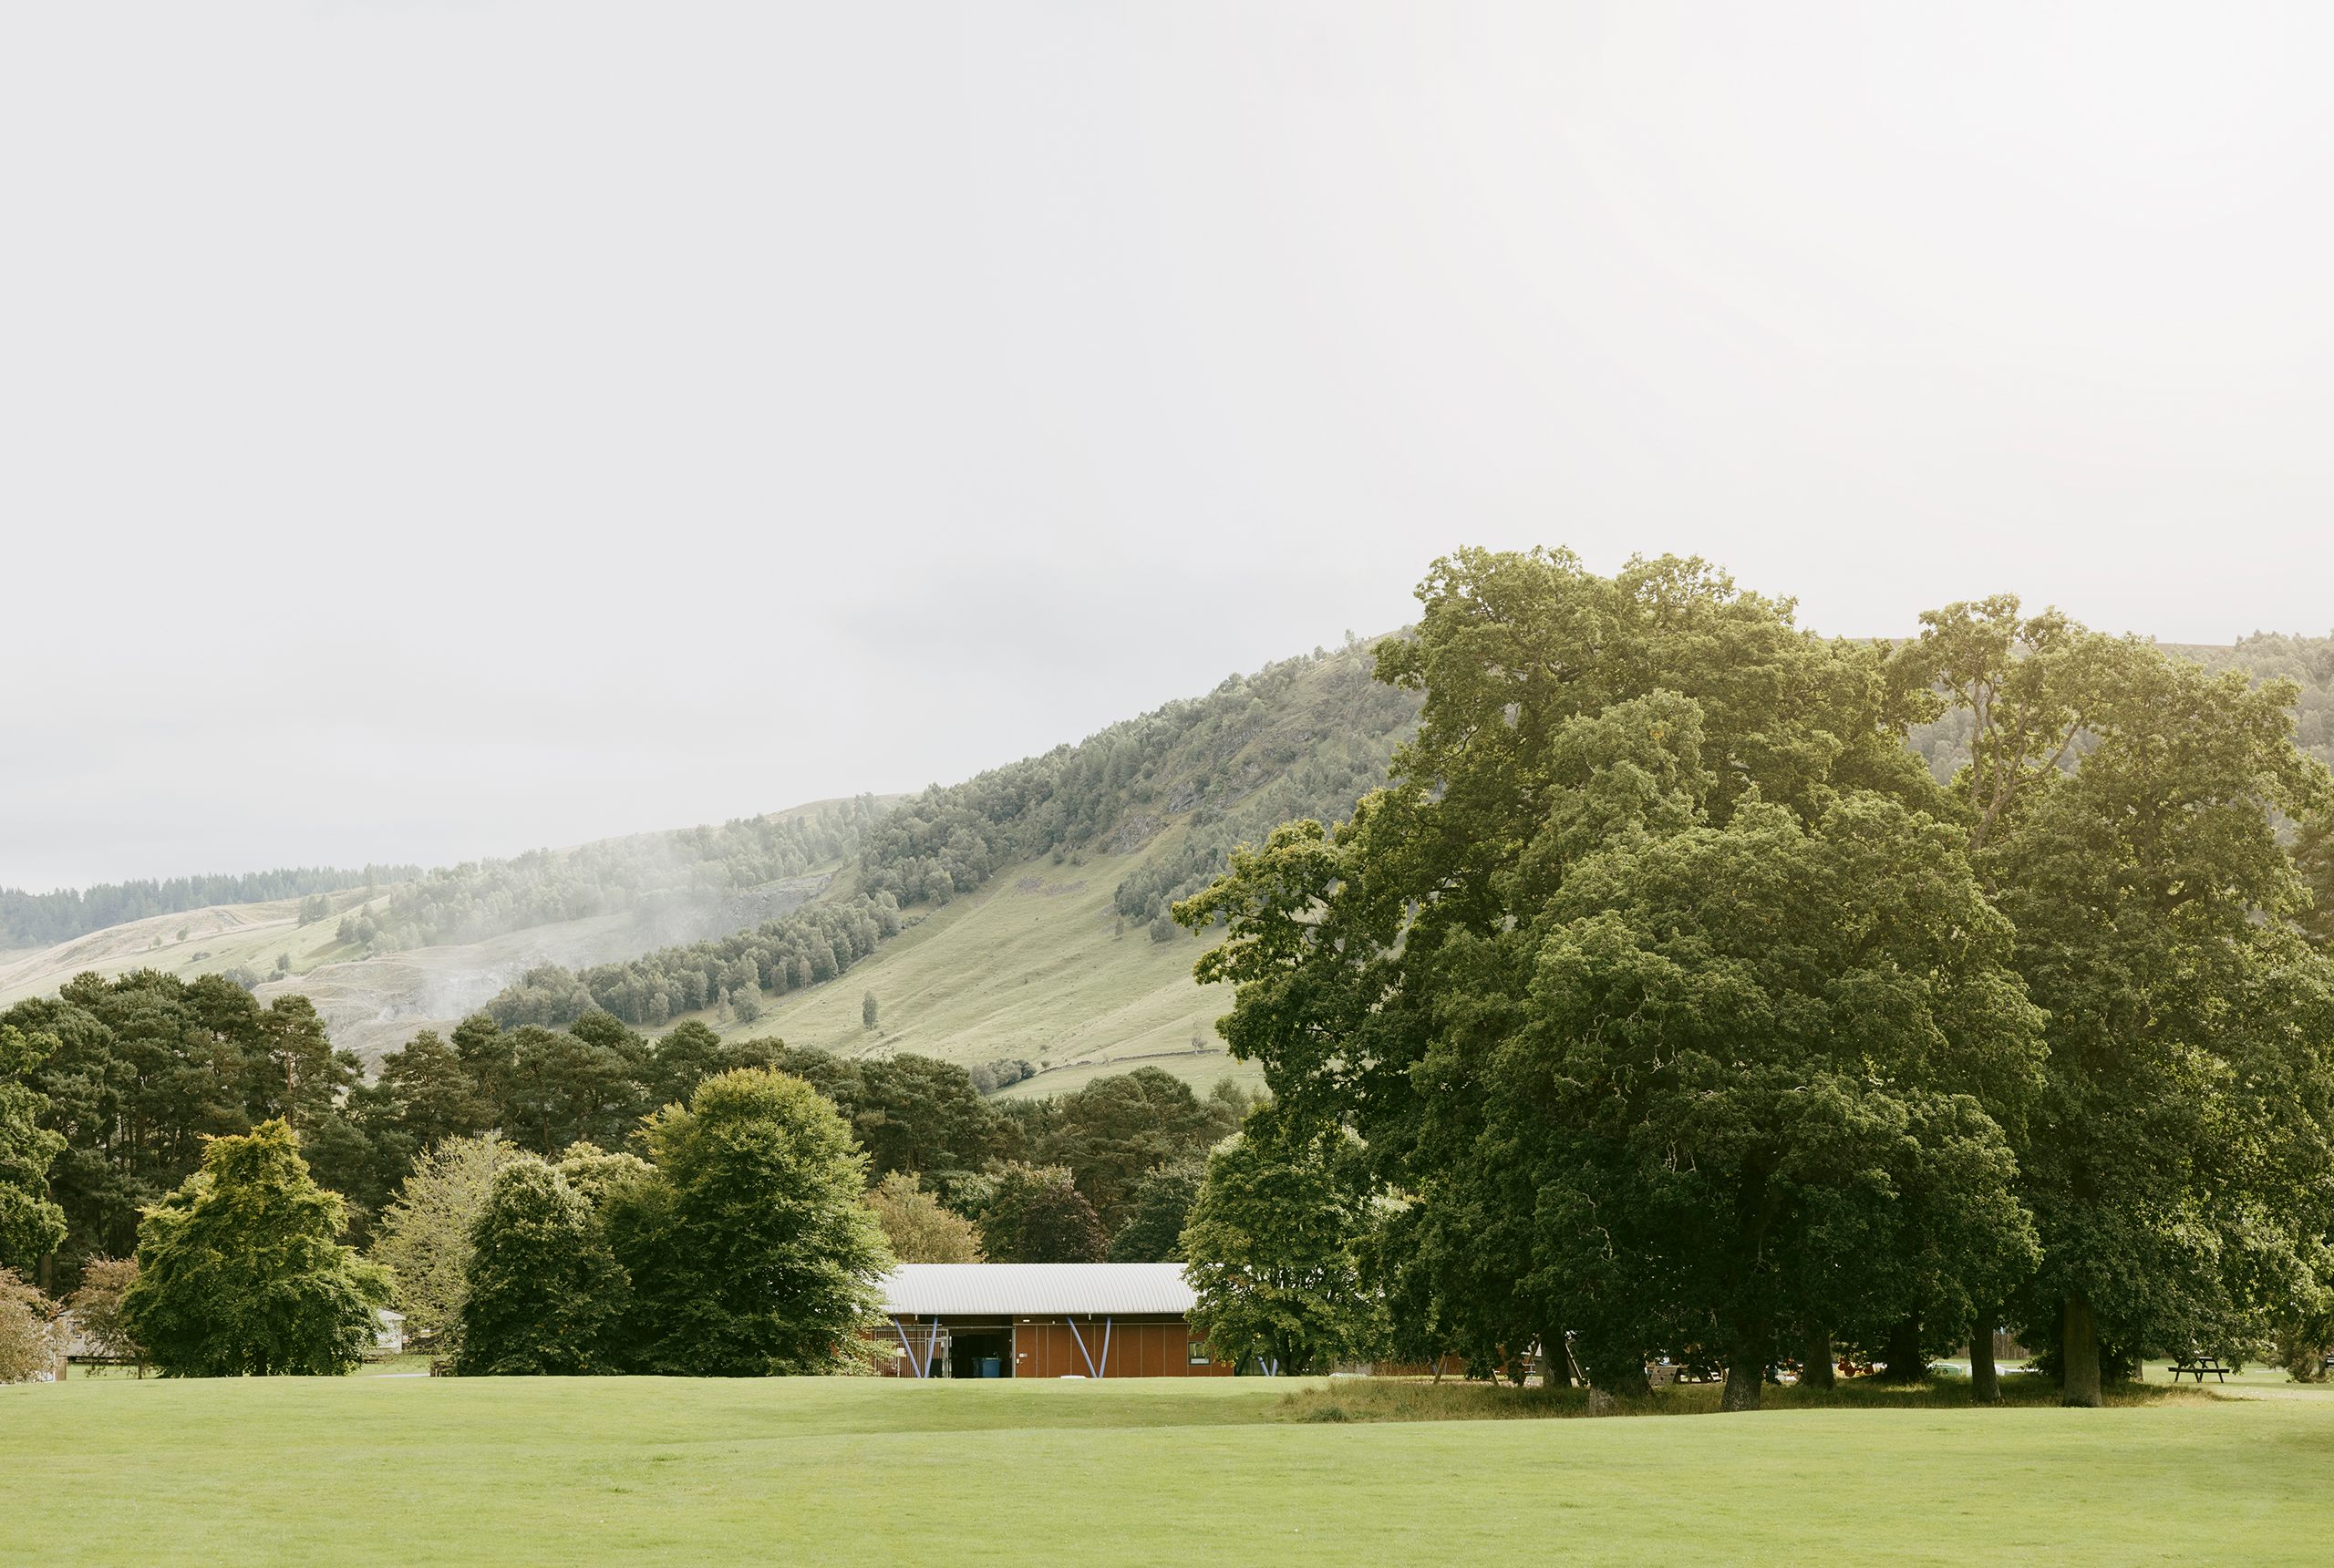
[[863, 1172, 982, 1263], [65, 1256, 144, 1372], [0, 1269, 63, 1384]]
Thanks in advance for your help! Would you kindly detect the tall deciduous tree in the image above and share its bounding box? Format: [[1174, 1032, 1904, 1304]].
[[863, 1171, 983, 1263], [455, 1161, 631, 1376], [1182, 1119, 1381, 1376], [0, 1024, 67, 1273], [1920, 606, 2334, 1406], [1013, 1181, 1110, 1264], [1481, 796, 2042, 1408], [369, 1133, 527, 1357], [971, 1162, 1080, 1262], [1107, 1158, 1205, 1264], [1176, 548, 1960, 1381], [120, 1120, 390, 1377], [607, 1068, 891, 1376]]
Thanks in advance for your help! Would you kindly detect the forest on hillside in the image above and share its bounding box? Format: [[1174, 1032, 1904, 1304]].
[[3, 803, 885, 965], [0, 864, 421, 950], [480, 892, 898, 1030], [472, 639, 1428, 1029], [857, 640, 1423, 935], [329, 799, 886, 961]]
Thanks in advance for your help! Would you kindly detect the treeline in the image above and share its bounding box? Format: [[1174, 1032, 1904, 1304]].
[[0, 963, 1254, 1284], [854, 644, 1420, 933], [59, 1048, 1263, 1380], [0, 864, 417, 950], [1182, 554, 2334, 1399], [359, 798, 887, 958], [2, 970, 361, 1265], [481, 892, 898, 1029], [329, 1009, 1246, 1251]]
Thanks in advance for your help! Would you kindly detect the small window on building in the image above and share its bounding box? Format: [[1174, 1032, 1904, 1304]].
[[1188, 1340, 1211, 1365]]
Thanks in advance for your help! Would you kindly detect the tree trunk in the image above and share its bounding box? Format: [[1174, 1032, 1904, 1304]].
[[2060, 1295, 2102, 1408], [1877, 1312, 1926, 1381], [1720, 1350, 1764, 1412], [1540, 1330, 1572, 1387], [1969, 1315, 1999, 1404], [1802, 1327, 1835, 1390], [1585, 1344, 1651, 1400]]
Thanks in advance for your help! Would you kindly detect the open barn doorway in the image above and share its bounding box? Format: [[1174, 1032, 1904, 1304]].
[[948, 1327, 1014, 1378]]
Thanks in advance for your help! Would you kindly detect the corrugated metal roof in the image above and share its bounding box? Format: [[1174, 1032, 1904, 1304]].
[[878, 1264, 1197, 1317]]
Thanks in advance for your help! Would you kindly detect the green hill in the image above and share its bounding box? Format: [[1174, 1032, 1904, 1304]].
[[470, 637, 1426, 1098], [729, 829, 1253, 1099], [16, 625, 2332, 1096]]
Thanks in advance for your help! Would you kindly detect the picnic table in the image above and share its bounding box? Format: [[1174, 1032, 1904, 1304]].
[[2169, 1356, 2232, 1383]]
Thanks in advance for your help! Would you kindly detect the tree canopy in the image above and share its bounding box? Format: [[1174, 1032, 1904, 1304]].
[[1918, 598, 2334, 1401], [119, 1119, 389, 1377], [3, 973, 366, 1262], [456, 1159, 631, 1377], [0, 1024, 67, 1271], [368, 1133, 529, 1357], [1182, 1120, 1381, 1376], [1181, 549, 2334, 1407], [605, 1068, 892, 1376]]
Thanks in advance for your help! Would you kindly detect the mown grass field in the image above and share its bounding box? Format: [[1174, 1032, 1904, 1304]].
[[7, 1373, 2329, 1566]]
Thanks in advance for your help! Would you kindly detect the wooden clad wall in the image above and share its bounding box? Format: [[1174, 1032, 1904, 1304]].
[[1014, 1317, 1232, 1378]]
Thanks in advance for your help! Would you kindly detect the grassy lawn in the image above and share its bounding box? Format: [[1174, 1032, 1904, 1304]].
[[6, 1374, 2329, 1566]]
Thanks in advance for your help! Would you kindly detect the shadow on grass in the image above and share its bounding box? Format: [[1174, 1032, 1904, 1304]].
[[1269, 1372, 2226, 1424]]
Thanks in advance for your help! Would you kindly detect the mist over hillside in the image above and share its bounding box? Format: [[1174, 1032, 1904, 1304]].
[[12, 621, 2333, 1081], [476, 636, 1424, 1038], [346, 797, 889, 959]]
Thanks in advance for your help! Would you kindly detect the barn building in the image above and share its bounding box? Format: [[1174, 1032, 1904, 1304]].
[[874, 1263, 1231, 1378]]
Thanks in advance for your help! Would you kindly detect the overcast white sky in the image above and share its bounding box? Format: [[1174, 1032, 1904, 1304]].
[[7, 1, 2334, 894]]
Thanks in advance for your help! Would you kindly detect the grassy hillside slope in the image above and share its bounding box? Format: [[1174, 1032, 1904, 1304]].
[[0, 895, 317, 1009], [465, 639, 1421, 1093], [0, 828, 867, 1060], [730, 828, 1259, 1099]]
